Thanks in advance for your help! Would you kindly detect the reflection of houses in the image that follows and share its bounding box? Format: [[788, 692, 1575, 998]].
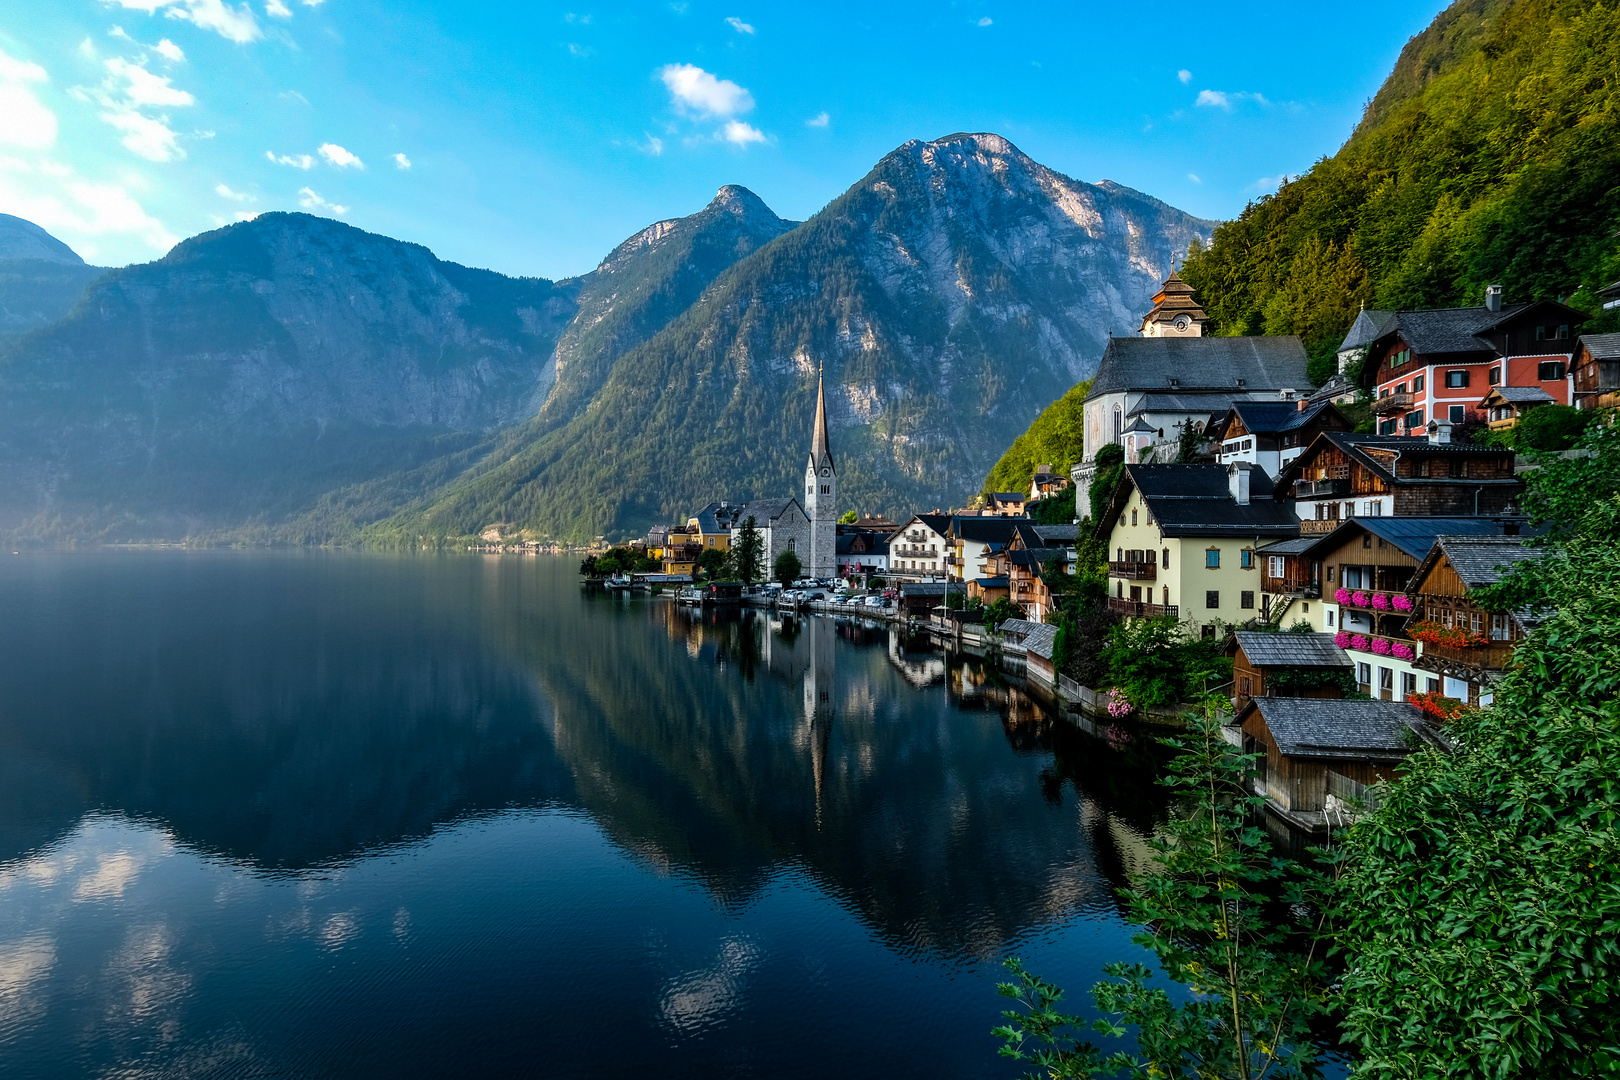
[[886, 627, 947, 687], [1406, 534, 1546, 707], [1233, 698, 1431, 829], [1230, 630, 1353, 711], [800, 615, 836, 823]]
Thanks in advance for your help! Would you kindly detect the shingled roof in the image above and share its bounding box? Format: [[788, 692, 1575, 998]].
[[1579, 331, 1620, 361], [1247, 698, 1423, 760], [1275, 431, 1521, 492], [1337, 308, 1397, 352], [1110, 463, 1300, 539], [1299, 516, 1537, 561], [1089, 336, 1310, 398], [1233, 631, 1352, 668], [1482, 386, 1555, 406], [1386, 305, 1527, 356]]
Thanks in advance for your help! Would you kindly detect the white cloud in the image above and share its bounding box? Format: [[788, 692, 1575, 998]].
[[1177, 69, 1192, 84], [278, 89, 308, 104], [392, 152, 411, 169], [1187, 173, 1201, 184], [154, 38, 185, 61], [234, 210, 258, 221], [977, 16, 992, 26], [1195, 89, 1228, 109], [565, 12, 591, 23], [725, 16, 754, 33], [568, 43, 593, 58], [302, 0, 323, 6], [721, 119, 765, 145], [643, 134, 663, 155], [658, 63, 753, 116], [215, 182, 252, 200], [0, 49, 57, 150], [102, 110, 182, 160], [806, 111, 829, 128], [0, 156, 179, 254], [103, 0, 265, 44], [265, 0, 291, 17], [298, 186, 346, 214], [1253, 174, 1296, 192], [102, 57, 193, 107], [266, 150, 313, 168], [318, 142, 362, 168], [76, 57, 195, 162]]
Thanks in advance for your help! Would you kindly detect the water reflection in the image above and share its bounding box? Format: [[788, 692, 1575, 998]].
[[0, 553, 1171, 1078]]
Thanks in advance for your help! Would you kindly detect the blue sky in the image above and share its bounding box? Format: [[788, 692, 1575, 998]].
[[0, 0, 1442, 278]]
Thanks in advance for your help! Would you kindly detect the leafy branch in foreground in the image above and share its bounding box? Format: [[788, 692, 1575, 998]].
[[995, 703, 1338, 1079]]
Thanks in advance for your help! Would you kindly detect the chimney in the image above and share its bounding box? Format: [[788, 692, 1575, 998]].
[[1228, 462, 1251, 505], [1297, 396, 1310, 412], [1486, 284, 1502, 312], [1426, 419, 1451, 445]]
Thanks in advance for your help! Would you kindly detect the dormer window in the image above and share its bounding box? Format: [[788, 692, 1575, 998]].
[[1168, 377, 1181, 388], [1234, 378, 1246, 388]]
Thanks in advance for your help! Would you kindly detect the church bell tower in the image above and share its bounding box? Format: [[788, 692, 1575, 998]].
[[804, 370, 837, 579]]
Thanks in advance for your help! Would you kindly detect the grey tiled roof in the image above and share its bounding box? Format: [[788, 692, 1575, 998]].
[[952, 517, 1023, 543], [1089, 336, 1310, 398], [1337, 308, 1396, 352], [1484, 386, 1555, 405], [1256, 537, 1319, 555], [1387, 304, 1527, 356], [734, 497, 800, 524], [1032, 525, 1079, 543], [1250, 698, 1422, 760], [1130, 390, 1278, 414], [974, 575, 1009, 588], [1234, 631, 1351, 669], [1432, 535, 1545, 588], [998, 618, 1041, 637], [901, 581, 963, 596], [1580, 331, 1620, 360], [1123, 464, 1300, 538], [1300, 516, 1538, 561], [1020, 623, 1060, 660]]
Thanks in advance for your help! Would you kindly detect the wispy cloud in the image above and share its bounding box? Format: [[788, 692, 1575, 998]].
[[75, 56, 196, 162], [568, 43, 593, 58], [154, 38, 185, 61], [721, 119, 765, 145], [215, 182, 252, 200], [1252, 174, 1296, 192], [977, 16, 992, 26], [1187, 173, 1201, 184], [392, 152, 411, 169], [297, 186, 346, 214], [102, 0, 265, 45], [806, 111, 829, 128], [1196, 89, 1270, 110], [659, 63, 753, 116], [0, 48, 57, 150], [565, 12, 591, 23], [725, 16, 754, 33], [643, 134, 663, 155], [1177, 69, 1192, 84], [266, 150, 314, 168], [278, 89, 308, 104], [317, 142, 362, 168], [265, 0, 291, 17], [0, 156, 178, 254]]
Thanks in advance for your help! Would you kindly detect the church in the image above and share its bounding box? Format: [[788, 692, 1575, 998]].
[[727, 370, 838, 580], [1070, 272, 1311, 510]]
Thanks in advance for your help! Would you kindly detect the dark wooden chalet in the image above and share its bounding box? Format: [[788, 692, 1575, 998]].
[[1277, 430, 1521, 533], [1229, 631, 1353, 711], [1206, 399, 1353, 468], [1405, 534, 1547, 706], [1572, 332, 1620, 413]]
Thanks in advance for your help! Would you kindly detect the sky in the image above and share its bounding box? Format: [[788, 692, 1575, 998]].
[[0, 0, 1444, 279]]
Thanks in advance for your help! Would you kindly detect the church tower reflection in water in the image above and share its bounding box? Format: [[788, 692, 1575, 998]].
[[801, 614, 834, 827]]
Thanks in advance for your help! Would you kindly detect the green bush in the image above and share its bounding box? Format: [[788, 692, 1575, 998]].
[[1513, 404, 1592, 452]]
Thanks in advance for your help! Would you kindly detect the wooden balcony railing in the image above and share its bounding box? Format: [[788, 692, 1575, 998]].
[[1372, 391, 1415, 415], [1107, 599, 1179, 619], [1108, 560, 1158, 581], [1415, 639, 1517, 671], [1299, 519, 1341, 534], [1294, 478, 1351, 497]]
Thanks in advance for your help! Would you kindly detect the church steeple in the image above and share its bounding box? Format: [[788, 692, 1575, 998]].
[[809, 369, 835, 473], [803, 366, 837, 579], [1139, 270, 1210, 337]]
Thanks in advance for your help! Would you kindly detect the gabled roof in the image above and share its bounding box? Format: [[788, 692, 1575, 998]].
[[734, 497, 801, 525], [1233, 631, 1352, 669], [1104, 463, 1299, 539], [1413, 535, 1550, 631], [990, 491, 1027, 502], [1480, 386, 1555, 406], [1579, 331, 1620, 361], [1384, 304, 1528, 356], [1216, 399, 1344, 439], [1337, 308, 1397, 353], [1299, 516, 1536, 561], [952, 517, 1024, 543], [1088, 335, 1310, 399], [1244, 698, 1424, 760], [1305, 372, 1357, 405], [974, 575, 1010, 589], [998, 619, 1059, 660], [1255, 536, 1320, 555], [899, 513, 952, 537], [1032, 524, 1079, 544], [1275, 431, 1520, 492]]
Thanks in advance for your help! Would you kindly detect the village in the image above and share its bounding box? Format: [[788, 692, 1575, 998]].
[[573, 270, 1619, 837]]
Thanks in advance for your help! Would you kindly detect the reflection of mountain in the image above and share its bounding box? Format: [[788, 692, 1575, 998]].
[[0, 555, 1167, 960]]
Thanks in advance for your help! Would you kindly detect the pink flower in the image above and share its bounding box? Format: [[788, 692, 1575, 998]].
[[1393, 596, 1414, 613], [1372, 638, 1392, 655], [1350, 634, 1370, 651], [1372, 593, 1391, 611], [1353, 591, 1370, 608], [1393, 643, 1415, 660], [1105, 687, 1133, 718], [1334, 631, 1351, 648], [1334, 588, 1351, 605]]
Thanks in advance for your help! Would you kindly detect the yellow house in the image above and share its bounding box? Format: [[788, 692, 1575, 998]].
[[1098, 463, 1299, 634], [686, 502, 736, 552]]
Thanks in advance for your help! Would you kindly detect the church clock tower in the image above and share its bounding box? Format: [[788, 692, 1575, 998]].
[[804, 370, 837, 579]]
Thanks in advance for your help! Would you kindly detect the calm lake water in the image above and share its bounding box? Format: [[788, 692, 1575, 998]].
[[0, 552, 1175, 1079]]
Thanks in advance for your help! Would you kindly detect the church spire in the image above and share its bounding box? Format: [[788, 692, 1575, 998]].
[[810, 367, 834, 472]]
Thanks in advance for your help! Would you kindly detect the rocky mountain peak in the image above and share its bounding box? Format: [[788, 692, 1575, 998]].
[[0, 213, 85, 265]]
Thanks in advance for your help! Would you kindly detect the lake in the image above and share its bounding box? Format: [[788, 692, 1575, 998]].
[[0, 552, 1172, 1079]]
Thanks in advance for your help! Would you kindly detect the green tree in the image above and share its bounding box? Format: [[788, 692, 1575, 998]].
[[731, 516, 765, 583], [1089, 443, 1126, 523], [1100, 616, 1230, 714], [996, 706, 1336, 1079], [1512, 404, 1592, 452], [982, 380, 1093, 499], [839, 510, 859, 524], [695, 547, 727, 579], [983, 597, 1025, 628], [773, 548, 802, 587]]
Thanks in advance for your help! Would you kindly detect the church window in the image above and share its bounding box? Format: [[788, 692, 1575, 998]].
[[787, 539, 795, 552], [1112, 405, 1123, 444]]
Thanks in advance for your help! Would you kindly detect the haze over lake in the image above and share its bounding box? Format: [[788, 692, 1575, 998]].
[[0, 552, 1167, 1078]]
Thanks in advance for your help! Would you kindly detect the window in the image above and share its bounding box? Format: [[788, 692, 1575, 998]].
[[1379, 667, 1394, 699], [1129, 585, 1141, 602], [1449, 404, 1466, 423], [1379, 418, 1399, 435], [1558, 324, 1570, 340], [1491, 614, 1509, 640], [1406, 409, 1425, 429], [1396, 382, 1407, 395], [1536, 324, 1548, 341], [1303, 603, 1309, 614], [1117, 547, 1123, 561], [787, 538, 795, 551], [1267, 555, 1284, 578], [1326, 610, 1334, 627], [1116, 580, 1124, 598], [1205, 548, 1220, 569], [1206, 590, 1220, 609], [1414, 374, 1425, 392], [1240, 590, 1254, 610], [1243, 438, 1253, 450], [1131, 509, 1137, 526], [1427, 678, 1440, 694], [1446, 370, 1469, 389], [1357, 662, 1371, 688], [1240, 548, 1253, 569], [1112, 405, 1123, 444], [1162, 548, 1170, 568], [1402, 672, 1417, 697], [1326, 567, 1335, 582], [1538, 361, 1566, 381], [1362, 534, 1372, 549], [1489, 367, 1502, 386]]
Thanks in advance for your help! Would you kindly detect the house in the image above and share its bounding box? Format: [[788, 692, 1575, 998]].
[[1281, 516, 1533, 701], [897, 580, 962, 617], [1229, 631, 1353, 711], [1405, 534, 1547, 707], [1571, 332, 1620, 412], [1071, 273, 1311, 508], [835, 525, 890, 580], [1208, 400, 1354, 476], [645, 526, 672, 559], [1357, 287, 1588, 433], [728, 498, 811, 579], [849, 514, 898, 531], [1276, 428, 1521, 533], [1028, 464, 1071, 502], [947, 516, 1024, 584], [1480, 385, 1556, 431], [1005, 525, 1072, 623], [1099, 462, 1299, 633], [889, 514, 952, 580], [1232, 698, 1430, 829], [1255, 536, 1322, 624], [998, 618, 1061, 689], [987, 491, 1028, 516], [661, 535, 701, 577], [686, 502, 739, 552]]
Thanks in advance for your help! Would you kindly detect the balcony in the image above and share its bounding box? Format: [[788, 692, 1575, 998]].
[[1299, 519, 1341, 534], [1372, 391, 1415, 415], [1333, 631, 1418, 663], [1108, 560, 1158, 581], [1414, 638, 1517, 672], [1265, 575, 1320, 598], [1294, 478, 1351, 498], [1107, 599, 1179, 619], [1331, 587, 1415, 615]]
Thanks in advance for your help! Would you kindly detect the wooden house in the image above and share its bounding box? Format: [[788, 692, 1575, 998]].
[[1571, 332, 1620, 412], [1233, 698, 1428, 829], [1255, 536, 1321, 623], [999, 618, 1059, 689], [1405, 534, 1547, 706], [1276, 430, 1521, 532], [1207, 399, 1353, 478], [1229, 631, 1353, 711], [1479, 385, 1555, 431], [1028, 464, 1071, 501]]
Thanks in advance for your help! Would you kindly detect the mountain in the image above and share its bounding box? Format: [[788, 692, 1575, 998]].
[[367, 133, 1214, 544], [979, 379, 1090, 500], [1182, 0, 1620, 382], [0, 214, 106, 336]]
